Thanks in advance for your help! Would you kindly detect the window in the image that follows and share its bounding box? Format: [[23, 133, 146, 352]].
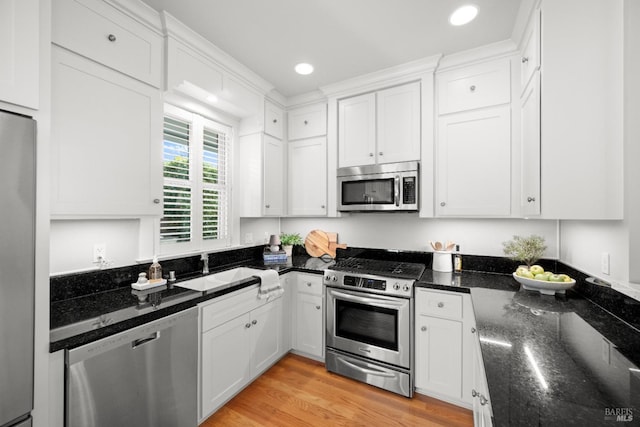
[[160, 106, 231, 253]]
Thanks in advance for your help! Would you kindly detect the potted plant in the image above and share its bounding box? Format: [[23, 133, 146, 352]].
[[502, 235, 547, 268], [279, 232, 304, 257]]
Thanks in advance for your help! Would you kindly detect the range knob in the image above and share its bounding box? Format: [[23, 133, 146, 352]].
[[332, 275, 337, 282], [393, 283, 401, 290], [402, 284, 410, 292]]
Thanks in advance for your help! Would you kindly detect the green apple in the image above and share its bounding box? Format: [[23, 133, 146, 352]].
[[515, 266, 529, 277], [558, 274, 572, 282], [520, 270, 534, 279], [529, 265, 545, 276], [534, 273, 550, 281], [548, 274, 565, 283]]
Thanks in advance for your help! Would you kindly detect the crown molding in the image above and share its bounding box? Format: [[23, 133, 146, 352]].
[[106, 0, 163, 34], [436, 39, 518, 72]]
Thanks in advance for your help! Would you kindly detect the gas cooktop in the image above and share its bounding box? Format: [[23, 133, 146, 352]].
[[329, 257, 425, 280]]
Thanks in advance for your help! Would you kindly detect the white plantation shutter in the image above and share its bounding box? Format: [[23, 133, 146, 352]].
[[160, 106, 231, 252], [161, 117, 191, 243]]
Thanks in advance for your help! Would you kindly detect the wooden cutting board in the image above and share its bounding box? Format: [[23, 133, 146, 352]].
[[304, 230, 347, 258]]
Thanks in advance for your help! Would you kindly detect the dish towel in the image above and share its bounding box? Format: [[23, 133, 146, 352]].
[[254, 269, 284, 300]]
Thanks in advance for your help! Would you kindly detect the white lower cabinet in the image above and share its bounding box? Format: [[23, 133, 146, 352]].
[[472, 325, 493, 427], [415, 288, 475, 407], [199, 286, 283, 421], [292, 273, 324, 360]]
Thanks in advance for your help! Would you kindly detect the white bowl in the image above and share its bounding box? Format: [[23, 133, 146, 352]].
[[512, 273, 576, 295]]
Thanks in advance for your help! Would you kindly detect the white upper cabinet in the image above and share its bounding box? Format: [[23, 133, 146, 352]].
[[437, 59, 510, 115], [263, 134, 285, 215], [288, 103, 327, 140], [436, 106, 512, 217], [520, 72, 541, 216], [264, 100, 284, 139], [338, 81, 421, 168], [376, 82, 421, 164], [52, 0, 162, 88], [0, 0, 39, 109], [288, 137, 327, 216], [338, 92, 376, 167], [519, 8, 541, 95], [50, 47, 163, 217], [537, 0, 623, 219]]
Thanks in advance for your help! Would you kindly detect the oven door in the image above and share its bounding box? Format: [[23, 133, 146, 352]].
[[326, 287, 411, 368]]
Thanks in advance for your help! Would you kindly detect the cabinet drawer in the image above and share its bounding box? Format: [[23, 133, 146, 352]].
[[416, 289, 463, 319], [264, 101, 284, 139], [200, 286, 261, 333], [288, 103, 327, 140], [52, 0, 162, 87], [296, 273, 323, 296], [437, 59, 510, 114]]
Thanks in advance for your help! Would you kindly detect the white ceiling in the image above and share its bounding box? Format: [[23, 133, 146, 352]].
[[142, 0, 523, 98]]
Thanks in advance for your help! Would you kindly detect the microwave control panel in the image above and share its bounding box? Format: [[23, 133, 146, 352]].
[[403, 177, 416, 204]]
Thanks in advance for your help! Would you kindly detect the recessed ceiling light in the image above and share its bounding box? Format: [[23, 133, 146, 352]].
[[295, 63, 314, 75], [449, 5, 478, 26]]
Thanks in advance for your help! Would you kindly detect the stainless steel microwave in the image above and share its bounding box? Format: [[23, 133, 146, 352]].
[[337, 161, 419, 212]]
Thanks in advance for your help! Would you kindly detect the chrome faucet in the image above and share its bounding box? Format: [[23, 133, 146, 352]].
[[201, 253, 209, 274]]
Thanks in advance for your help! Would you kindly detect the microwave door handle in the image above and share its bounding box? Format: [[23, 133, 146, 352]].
[[395, 175, 400, 207]]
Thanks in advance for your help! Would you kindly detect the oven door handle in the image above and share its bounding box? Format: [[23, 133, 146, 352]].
[[338, 357, 397, 378], [328, 288, 407, 310]]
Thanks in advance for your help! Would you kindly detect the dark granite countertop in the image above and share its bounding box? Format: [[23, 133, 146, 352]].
[[418, 270, 640, 426]]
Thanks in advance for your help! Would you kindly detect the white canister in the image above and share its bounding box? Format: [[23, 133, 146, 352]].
[[432, 251, 453, 272]]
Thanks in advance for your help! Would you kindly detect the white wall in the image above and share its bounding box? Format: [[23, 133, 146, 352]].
[[281, 216, 559, 258]]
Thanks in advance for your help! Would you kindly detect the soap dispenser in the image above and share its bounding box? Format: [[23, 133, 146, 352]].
[[148, 255, 162, 281]]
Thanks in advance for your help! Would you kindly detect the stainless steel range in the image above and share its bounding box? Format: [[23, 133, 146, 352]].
[[324, 257, 425, 397]]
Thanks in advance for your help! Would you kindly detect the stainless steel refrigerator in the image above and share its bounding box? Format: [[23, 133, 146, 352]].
[[0, 110, 35, 427]]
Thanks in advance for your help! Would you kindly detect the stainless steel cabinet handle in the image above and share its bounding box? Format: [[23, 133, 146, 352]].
[[472, 389, 478, 397], [527, 196, 536, 202], [315, 305, 321, 310], [437, 302, 444, 308], [471, 327, 476, 334], [522, 57, 529, 63], [369, 153, 374, 157], [421, 326, 427, 332], [265, 204, 270, 208], [306, 282, 312, 287], [440, 202, 446, 207], [321, 205, 325, 209], [479, 395, 489, 406], [251, 319, 257, 325], [108, 34, 116, 42], [245, 323, 251, 328], [379, 152, 383, 156], [272, 119, 277, 123], [470, 85, 476, 92], [304, 120, 308, 125], [153, 198, 160, 204]]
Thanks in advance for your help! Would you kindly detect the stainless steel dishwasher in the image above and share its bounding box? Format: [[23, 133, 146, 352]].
[[66, 307, 198, 427]]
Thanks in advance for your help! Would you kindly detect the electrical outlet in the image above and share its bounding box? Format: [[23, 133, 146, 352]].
[[601, 252, 610, 275], [94, 243, 106, 262]]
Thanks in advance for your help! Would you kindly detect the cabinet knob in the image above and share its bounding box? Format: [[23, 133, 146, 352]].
[[306, 282, 312, 287], [265, 204, 270, 208], [472, 389, 478, 397], [470, 85, 476, 92], [272, 119, 277, 123], [321, 205, 325, 209], [252, 319, 257, 325], [369, 153, 374, 157], [153, 198, 160, 204], [527, 196, 536, 202], [315, 305, 321, 310], [521, 57, 529, 64], [245, 323, 251, 328], [440, 202, 446, 207], [107, 34, 116, 42], [379, 152, 383, 156], [437, 302, 444, 308], [421, 326, 427, 331], [304, 120, 308, 125], [479, 395, 489, 406], [471, 327, 476, 334]]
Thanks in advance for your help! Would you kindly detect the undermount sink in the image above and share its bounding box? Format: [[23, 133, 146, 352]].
[[175, 267, 264, 293]]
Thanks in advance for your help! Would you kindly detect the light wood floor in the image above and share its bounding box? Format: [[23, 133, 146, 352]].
[[201, 353, 473, 427]]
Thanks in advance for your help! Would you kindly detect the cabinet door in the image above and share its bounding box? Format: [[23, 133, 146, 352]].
[[288, 103, 327, 140], [251, 298, 282, 376], [264, 101, 284, 139], [51, 48, 162, 217], [288, 137, 327, 216], [295, 293, 323, 358], [200, 314, 251, 418], [377, 82, 421, 164], [0, 0, 39, 109], [338, 93, 376, 167], [436, 106, 511, 216], [520, 72, 541, 216], [415, 314, 463, 399], [263, 134, 285, 216]]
